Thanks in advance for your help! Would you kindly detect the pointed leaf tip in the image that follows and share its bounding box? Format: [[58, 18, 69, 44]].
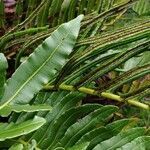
[[65, 14, 84, 38], [0, 15, 83, 109]]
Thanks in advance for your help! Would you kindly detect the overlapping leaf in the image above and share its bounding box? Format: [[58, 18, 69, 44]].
[[0, 116, 45, 141], [0, 104, 52, 117], [0, 15, 83, 110], [116, 136, 150, 150], [133, 0, 150, 15]]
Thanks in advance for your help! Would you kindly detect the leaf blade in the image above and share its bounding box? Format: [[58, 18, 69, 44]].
[[0, 15, 83, 109], [0, 104, 52, 117], [0, 116, 46, 141]]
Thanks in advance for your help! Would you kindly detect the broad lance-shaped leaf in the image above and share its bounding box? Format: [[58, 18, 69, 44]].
[[0, 53, 8, 99], [0, 15, 83, 110], [0, 116, 46, 141], [0, 104, 52, 117]]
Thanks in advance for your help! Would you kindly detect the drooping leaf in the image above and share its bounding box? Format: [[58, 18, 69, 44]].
[[0, 15, 83, 110], [0, 104, 52, 117], [0, 116, 46, 141]]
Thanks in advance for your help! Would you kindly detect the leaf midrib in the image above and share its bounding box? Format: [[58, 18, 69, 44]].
[[0, 31, 69, 109]]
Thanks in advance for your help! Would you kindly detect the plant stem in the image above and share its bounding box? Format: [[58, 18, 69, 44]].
[[43, 84, 149, 110]]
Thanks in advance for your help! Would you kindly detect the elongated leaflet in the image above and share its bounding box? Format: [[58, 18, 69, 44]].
[[0, 53, 8, 99], [68, 0, 78, 21], [72, 30, 150, 71], [63, 51, 119, 84], [45, 104, 101, 149], [77, 21, 150, 47], [98, 64, 150, 91], [0, 0, 47, 42], [76, 24, 150, 59], [15, 30, 54, 68], [69, 22, 150, 67], [0, 15, 83, 110], [75, 40, 150, 87], [107, 70, 150, 93], [29, 92, 85, 147], [81, 0, 138, 29], [0, 26, 48, 51], [54, 25, 150, 86]]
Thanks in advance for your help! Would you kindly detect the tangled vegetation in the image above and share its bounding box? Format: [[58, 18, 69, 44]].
[[0, 0, 150, 149]]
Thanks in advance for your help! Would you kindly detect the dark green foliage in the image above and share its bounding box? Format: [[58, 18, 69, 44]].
[[0, 0, 149, 149]]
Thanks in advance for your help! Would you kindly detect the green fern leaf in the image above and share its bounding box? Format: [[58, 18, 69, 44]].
[[9, 143, 24, 150], [59, 105, 118, 148], [93, 127, 146, 150], [0, 116, 45, 141], [0, 104, 52, 117], [116, 136, 150, 150], [0, 15, 83, 110], [133, 0, 150, 15]]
